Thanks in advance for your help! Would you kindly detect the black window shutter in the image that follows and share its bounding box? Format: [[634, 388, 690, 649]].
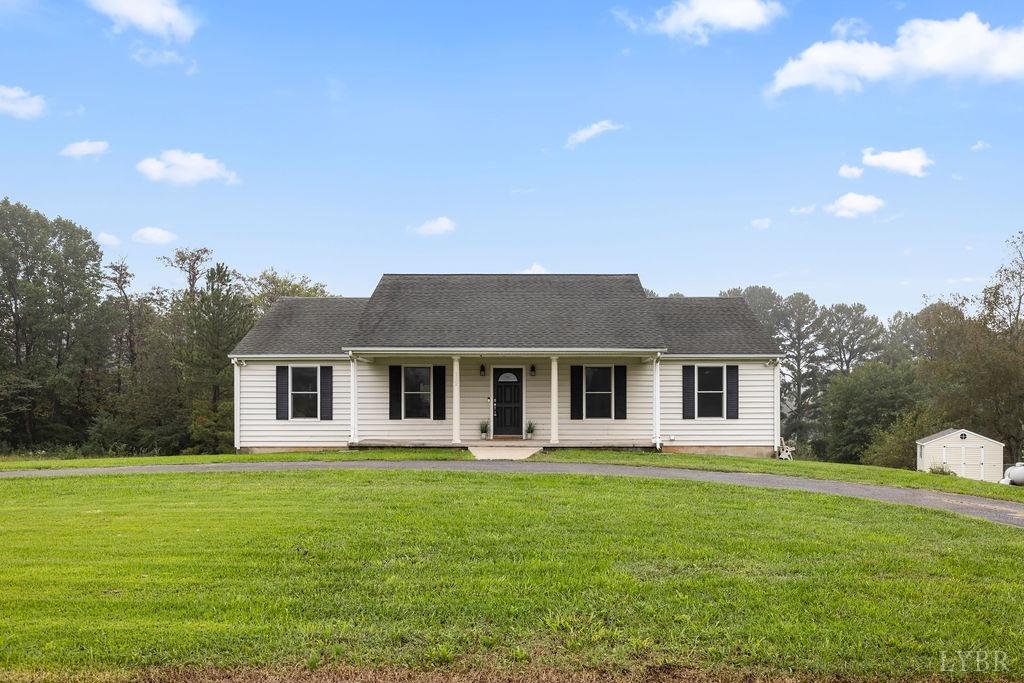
[[319, 366, 333, 420], [389, 365, 402, 420], [614, 365, 627, 419], [682, 365, 695, 420], [726, 365, 739, 419], [569, 365, 583, 420], [432, 365, 446, 420], [276, 366, 289, 420]]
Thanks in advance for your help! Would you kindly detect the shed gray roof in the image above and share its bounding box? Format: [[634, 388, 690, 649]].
[[916, 428, 1005, 446], [231, 297, 367, 355], [230, 274, 782, 356]]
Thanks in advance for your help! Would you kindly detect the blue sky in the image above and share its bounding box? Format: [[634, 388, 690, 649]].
[[2, 0, 1023, 317]]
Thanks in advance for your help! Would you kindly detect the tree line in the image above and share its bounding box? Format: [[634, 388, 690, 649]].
[[3, 197, 1023, 465], [0, 198, 327, 455], [720, 230, 1024, 466]]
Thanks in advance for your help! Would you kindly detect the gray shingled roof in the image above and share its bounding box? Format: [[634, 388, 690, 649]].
[[229, 275, 782, 356], [231, 297, 367, 355], [351, 274, 664, 349], [651, 297, 780, 355]]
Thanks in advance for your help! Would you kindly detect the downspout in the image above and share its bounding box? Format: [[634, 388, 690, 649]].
[[653, 352, 662, 450]]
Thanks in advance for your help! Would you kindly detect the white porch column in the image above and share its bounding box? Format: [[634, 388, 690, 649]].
[[452, 356, 461, 444], [550, 356, 559, 444], [349, 354, 359, 444]]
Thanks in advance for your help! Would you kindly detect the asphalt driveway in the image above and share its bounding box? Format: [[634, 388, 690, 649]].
[[3, 458, 1024, 527]]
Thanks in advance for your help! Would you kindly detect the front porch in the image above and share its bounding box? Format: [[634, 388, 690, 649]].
[[348, 352, 661, 447]]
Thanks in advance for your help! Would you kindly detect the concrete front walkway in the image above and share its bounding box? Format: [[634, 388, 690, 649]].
[[3, 459, 1024, 527], [468, 445, 542, 460]]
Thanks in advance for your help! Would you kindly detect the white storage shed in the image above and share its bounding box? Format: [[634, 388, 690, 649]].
[[915, 428, 1004, 483]]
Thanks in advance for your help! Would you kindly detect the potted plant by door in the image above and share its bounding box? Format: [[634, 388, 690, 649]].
[[479, 420, 489, 439], [525, 421, 536, 440]]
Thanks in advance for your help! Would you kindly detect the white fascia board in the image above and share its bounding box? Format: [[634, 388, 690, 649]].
[[345, 347, 666, 356], [228, 353, 351, 360], [660, 353, 782, 359]]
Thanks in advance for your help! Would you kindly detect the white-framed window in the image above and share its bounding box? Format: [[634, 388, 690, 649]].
[[290, 366, 319, 419], [403, 366, 432, 419], [584, 366, 613, 419], [696, 365, 724, 418]]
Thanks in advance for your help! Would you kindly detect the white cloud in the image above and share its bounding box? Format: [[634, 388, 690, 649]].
[[132, 227, 177, 245], [825, 192, 885, 218], [831, 17, 870, 40], [87, 0, 197, 41], [131, 45, 184, 66], [413, 216, 456, 236], [946, 275, 985, 284], [565, 120, 624, 149], [59, 140, 109, 158], [971, 139, 990, 151], [789, 204, 816, 214], [862, 146, 933, 177], [769, 12, 1024, 96], [750, 217, 772, 229], [136, 150, 239, 186], [95, 232, 121, 247], [642, 0, 784, 45], [0, 85, 45, 119], [520, 263, 549, 274], [838, 164, 863, 179]]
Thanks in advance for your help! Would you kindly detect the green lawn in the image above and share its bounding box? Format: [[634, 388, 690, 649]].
[[533, 450, 1024, 504], [1, 469, 1022, 680], [0, 448, 471, 471]]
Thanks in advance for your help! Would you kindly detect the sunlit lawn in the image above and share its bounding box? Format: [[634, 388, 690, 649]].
[[1, 468, 1022, 680]]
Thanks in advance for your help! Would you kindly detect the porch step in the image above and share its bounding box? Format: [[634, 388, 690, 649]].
[[468, 445, 542, 460]]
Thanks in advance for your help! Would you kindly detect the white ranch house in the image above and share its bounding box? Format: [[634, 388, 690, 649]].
[[229, 274, 782, 455]]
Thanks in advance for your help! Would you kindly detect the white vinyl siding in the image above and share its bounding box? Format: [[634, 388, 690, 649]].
[[660, 359, 775, 446], [235, 355, 780, 451], [917, 430, 1004, 483], [356, 358, 452, 442], [237, 360, 350, 447], [558, 358, 653, 444]]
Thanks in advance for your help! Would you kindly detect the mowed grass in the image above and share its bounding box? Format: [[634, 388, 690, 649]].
[[0, 448, 471, 471], [534, 450, 1024, 504], [1, 469, 1023, 679]]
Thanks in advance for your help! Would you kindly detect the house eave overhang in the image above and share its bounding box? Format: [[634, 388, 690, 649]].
[[660, 353, 782, 359], [345, 347, 667, 357]]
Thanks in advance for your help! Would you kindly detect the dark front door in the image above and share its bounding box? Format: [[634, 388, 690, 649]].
[[493, 368, 523, 436]]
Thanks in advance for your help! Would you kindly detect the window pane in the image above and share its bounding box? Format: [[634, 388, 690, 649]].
[[586, 393, 611, 419], [404, 367, 431, 393], [497, 372, 519, 383], [586, 367, 611, 392], [697, 392, 723, 418], [405, 393, 430, 419], [292, 393, 318, 418], [697, 366, 723, 392], [291, 367, 317, 393]]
